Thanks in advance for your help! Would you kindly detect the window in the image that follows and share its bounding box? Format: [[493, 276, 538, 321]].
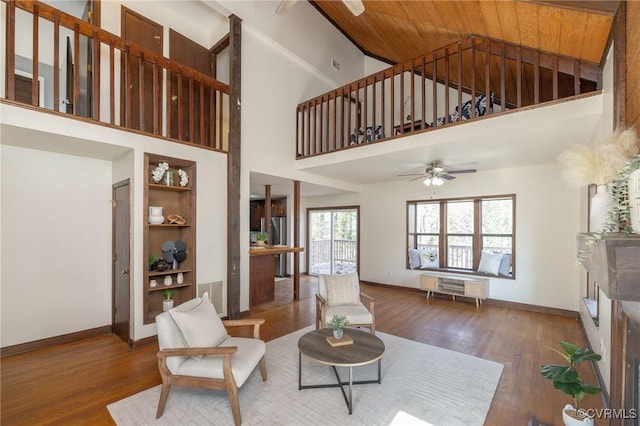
[[407, 195, 515, 277]]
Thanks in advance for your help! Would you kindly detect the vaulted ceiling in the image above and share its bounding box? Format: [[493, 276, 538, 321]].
[[311, 0, 618, 66]]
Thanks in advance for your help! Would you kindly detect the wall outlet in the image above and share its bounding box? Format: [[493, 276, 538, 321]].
[[331, 57, 340, 71]]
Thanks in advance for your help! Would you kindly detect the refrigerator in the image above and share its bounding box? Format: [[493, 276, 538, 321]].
[[261, 217, 287, 276]]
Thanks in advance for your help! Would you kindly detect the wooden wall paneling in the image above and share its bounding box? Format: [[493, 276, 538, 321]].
[[626, 1, 640, 132]]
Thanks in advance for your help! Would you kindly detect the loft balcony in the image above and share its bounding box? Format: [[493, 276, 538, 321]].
[[295, 36, 602, 159], [2, 0, 230, 152]]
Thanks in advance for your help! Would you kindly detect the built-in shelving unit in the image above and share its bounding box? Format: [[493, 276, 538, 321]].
[[143, 153, 196, 324]]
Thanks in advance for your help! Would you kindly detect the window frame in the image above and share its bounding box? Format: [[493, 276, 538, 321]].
[[407, 194, 516, 279]]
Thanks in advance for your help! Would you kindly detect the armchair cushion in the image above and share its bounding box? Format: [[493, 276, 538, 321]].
[[176, 336, 266, 387], [322, 273, 361, 306], [168, 295, 228, 359], [325, 304, 373, 326]]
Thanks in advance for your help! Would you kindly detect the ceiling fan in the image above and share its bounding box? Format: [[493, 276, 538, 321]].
[[276, 0, 365, 16], [398, 163, 477, 186]]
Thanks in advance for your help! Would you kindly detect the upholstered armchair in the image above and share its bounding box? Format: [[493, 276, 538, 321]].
[[155, 293, 267, 426], [316, 272, 375, 334]]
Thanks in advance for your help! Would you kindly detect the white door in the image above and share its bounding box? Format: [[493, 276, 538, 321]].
[[308, 207, 359, 275]]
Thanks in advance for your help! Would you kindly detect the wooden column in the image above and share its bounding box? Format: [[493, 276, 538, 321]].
[[227, 14, 241, 319], [264, 185, 271, 237], [293, 180, 300, 300]]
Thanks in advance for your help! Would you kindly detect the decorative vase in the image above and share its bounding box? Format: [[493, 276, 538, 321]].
[[333, 328, 344, 339], [148, 206, 164, 224], [162, 299, 174, 311], [164, 275, 173, 286], [164, 170, 175, 186], [589, 184, 611, 232], [562, 404, 594, 426], [149, 279, 158, 288], [177, 272, 184, 284], [628, 169, 640, 234], [256, 240, 265, 246]]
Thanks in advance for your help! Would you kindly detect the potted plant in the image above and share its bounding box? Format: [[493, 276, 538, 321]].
[[162, 289, 174, 311], [256, 232, 268, 246], [540, 341, 601, 426], [149, 252, 160, 271], [326, 314, 349, 339]]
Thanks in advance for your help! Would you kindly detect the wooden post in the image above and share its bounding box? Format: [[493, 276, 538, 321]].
[[293, 180, 300, 300], [227, 14, 242, 319]]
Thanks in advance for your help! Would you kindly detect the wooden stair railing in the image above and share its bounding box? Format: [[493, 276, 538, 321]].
[[3, 0, 229, 152], [296, 35, 602, 159]]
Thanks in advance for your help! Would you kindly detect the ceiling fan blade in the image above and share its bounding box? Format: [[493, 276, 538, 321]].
[[409, 175, 426, 181], [342, 0, 365, 16], [441, 174, 456, 180], [446, 169, 477, 174], [276, 0, 297, 15], [397, 173, 425, 177]]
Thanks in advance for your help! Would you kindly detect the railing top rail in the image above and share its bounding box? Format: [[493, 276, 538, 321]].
[[7, 0, 230, 94]]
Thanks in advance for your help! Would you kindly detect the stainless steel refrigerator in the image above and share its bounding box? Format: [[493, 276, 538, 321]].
[[261, 216, 287, 276]]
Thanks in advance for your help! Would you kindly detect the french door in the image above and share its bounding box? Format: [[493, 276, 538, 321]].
[[307, 207, 359, 276]]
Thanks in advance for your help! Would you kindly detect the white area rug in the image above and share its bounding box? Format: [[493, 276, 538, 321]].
[[108, 327, 503, 425]]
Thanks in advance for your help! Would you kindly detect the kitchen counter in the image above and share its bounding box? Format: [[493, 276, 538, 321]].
[[249, 246, 305, 306], [248, 245, 305, 256]]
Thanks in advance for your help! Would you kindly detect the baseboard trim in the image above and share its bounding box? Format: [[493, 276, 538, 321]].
[[1, 325, 112, 357], [361, 280, 579, 318], [131, 335, 157, 349]]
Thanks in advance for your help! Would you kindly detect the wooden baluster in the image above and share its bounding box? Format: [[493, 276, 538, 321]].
[[53, 11, 60, 110], [124, 45, 131, 128], [533, 50, 540, 105], [363, 78, 368, 138], [332, 92, 337, 151], [32, 3, 39, 106], [516, 46, 522, 108], [573, 60, 581, 95], [73, 23, 80, 115], [6, 0, 16, 101], [500, 42, 506, 110], [305, 101, 310, 156], [458, 42, 463, 115], [410, 60, 415, 132], [189, 75, 194, 141], [444, 47, 449, 124], [177, 72, 183, 140], [109, 37, 116, 125], [390, 69, 395, 135], [421, 55, 425, 128], [138, 51, 145, 130], [381, 76, 385, 141], [209, 86, 215, 148], [432, 52, 437, 124], [200, 80, 205, 144], [471, 42, 476, 118], [485, 40, 491, 114], [92, 29, 100, 121], [218, 92, 224, 150], [400, 63, 405, 132], [372, 74, 377, 140], [552, 56, 558, 100]]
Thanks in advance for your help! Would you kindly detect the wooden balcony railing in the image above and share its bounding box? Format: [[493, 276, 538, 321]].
[[3, 0, 229, 152], [296, 35, 601, 159]]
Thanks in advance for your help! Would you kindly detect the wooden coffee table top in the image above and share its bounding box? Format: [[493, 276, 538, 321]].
[[298, 328, 385, 367]]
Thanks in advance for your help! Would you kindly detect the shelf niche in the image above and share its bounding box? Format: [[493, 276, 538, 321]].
[[144, 153, 196, 324]]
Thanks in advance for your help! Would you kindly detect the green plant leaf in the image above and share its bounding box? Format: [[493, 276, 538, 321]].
[[570, 348, 602, 365], [540, 365, 578, 383]]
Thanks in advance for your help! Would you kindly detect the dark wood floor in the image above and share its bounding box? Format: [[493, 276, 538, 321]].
[[1, 276, 606, 425]]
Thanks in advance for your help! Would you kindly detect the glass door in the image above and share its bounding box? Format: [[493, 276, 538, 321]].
[[308, 207, 359, 275]]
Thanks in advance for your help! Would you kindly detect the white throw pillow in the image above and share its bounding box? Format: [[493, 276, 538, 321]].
[[408, 248, 422, 269], [169, 294, 228, 358], [498, 253, 512, 276], [477, 251, 503, 275], [419, 250, 438, 268], [323, 273, 361, 306]]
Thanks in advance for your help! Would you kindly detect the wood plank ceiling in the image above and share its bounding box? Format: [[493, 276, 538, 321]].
[[311, 0, 618, 67]]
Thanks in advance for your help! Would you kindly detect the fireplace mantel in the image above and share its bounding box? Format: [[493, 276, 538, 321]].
[[576, 233, 640, 302]]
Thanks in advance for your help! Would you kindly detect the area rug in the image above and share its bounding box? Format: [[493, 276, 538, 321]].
[[108, 327, 503, 425]]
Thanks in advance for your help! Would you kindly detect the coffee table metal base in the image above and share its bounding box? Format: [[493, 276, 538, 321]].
[[298, 352, 382, 415]]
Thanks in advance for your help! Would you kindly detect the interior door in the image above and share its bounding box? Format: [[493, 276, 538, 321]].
[[308, 207, 359, 275], [121, 7, 163, 132], [113, 181, 131, 344], [168, 29, 214, 144]]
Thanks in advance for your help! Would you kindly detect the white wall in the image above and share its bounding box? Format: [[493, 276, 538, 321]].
[[305, 162, 583, 311], [1, 145, 112, 347], [579, 44, 616, 392], [1, 103, 228, 345]]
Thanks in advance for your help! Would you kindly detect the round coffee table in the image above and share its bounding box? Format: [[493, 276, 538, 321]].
[[298, 328, 385, 414]]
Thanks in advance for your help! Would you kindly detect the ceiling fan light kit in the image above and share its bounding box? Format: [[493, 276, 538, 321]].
[[398, 162, 477, 187]]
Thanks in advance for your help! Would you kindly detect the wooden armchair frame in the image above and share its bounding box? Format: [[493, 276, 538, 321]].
[[315, 292, 376, 334], [156, 318, 267, 426]]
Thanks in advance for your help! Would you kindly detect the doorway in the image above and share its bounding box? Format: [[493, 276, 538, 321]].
[[112, 180, 131, 345], [307, 207, 359, 275]]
